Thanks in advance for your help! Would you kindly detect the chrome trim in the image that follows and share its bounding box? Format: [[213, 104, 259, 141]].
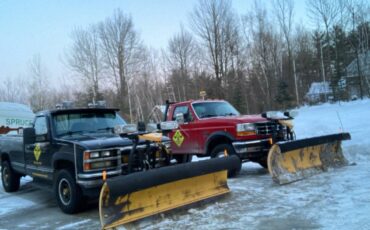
[[84, 156, 120, 163], [85, 147, 122, 152], [12, 162, 25, 167], [236, 146, 264, 153], [254, 121, 285, 135], [83, 166, 119, 173], [77, 179, 103, 188], [119, 146, 133, 152], [74, 143, 78, 181], [78, 169, 121, 179], [12, 162, 25, 173], [232, 139, 270, 146], [83, 147, 122, 173], [26, 165, 53, 173]]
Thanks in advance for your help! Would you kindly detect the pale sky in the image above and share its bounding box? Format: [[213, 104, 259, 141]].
[[0, 0, 308, 85]]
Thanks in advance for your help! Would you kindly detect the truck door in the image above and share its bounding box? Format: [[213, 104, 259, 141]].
[[25, 116, 53, 180], [169, 105, 199, 154]]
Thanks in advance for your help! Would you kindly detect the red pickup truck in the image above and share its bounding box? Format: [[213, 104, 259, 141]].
[[163, 99, 293, 176]]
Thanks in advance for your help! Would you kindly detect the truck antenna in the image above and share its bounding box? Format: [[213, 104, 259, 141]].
[[336, 111, 344, 132]]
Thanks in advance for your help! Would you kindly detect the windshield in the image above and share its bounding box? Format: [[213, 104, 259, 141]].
[[53, 111, 126, 137], [192, 101, 240, 118]]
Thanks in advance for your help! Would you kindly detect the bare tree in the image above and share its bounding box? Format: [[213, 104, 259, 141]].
[[275, 0, 294, 57], [274, 0, 298, 105], [292, 25, 319, 103], [190, 0, 239, 98], [28, 55, 53, 112], [346, 0, 370, 98], [67, 25, 103, 103], [129, 47, 165, 122], [166, 25, 198, 101], [243, 3, 284, 110], [0, 76, 29, 104], [307, 0, 340, 101], [99, 9, 142, 118]]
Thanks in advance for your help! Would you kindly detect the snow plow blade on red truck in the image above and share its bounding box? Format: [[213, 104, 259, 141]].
[[99, 155, 240, 229], [267, 132, 351, 185]]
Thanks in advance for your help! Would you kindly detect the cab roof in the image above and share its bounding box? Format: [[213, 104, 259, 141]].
[[174, 99, 226, 105], [36, 107, 119, 116]]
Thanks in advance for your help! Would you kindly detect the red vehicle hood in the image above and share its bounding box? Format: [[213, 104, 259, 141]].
[[232, 114, 267, 123], [198, 114, 267, 124]]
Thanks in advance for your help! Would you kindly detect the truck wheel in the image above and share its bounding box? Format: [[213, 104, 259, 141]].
[[258, 159, 268, 169], [211, 144, 241, 177], [173, 154, 193, 164], [55, 169, 83, 214], [1, 160, 20, 192]]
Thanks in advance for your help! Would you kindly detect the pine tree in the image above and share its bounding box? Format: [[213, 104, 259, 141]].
[[275, 81, 293, 109]]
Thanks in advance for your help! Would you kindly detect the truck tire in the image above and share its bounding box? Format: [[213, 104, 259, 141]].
[[54, 169, 83, 214], [257, 159, 268, 169], [1, 160, 20, 192], [211, 144, 241, 177], [173, 154, 193, 164]]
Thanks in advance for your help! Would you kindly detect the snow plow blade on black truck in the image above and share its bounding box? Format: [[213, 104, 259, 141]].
[[99, 156, 240, 229], [267, 132, 351, 185]]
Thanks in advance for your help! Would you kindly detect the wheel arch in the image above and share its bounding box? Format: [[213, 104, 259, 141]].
[[52, 153, 75, 172], [0, 152, 10, 164], [205, 132, 235, 156]]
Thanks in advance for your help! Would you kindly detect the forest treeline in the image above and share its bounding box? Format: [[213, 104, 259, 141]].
[[1, 0, 369, 122]]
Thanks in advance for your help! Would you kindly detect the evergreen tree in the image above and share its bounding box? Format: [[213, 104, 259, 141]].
[[275, 81, 293, 109]]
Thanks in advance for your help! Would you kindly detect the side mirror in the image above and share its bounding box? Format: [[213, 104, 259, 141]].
[[24, 128, 36, 145], [160, 121, 179, 131], [146, 123, 158, 132], [175, 113, 185, 124]]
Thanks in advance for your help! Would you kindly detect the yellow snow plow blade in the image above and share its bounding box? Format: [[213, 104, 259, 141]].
[[267, 133, 351, 185], [138, 132, 162, 142], [99, 156, 240, 229]]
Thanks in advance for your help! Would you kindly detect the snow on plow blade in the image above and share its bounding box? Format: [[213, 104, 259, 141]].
[[99, 156, 240, 229], [267, 133, 351, 185]]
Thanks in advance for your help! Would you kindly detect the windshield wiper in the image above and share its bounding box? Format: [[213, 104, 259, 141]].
[[201, 114, 218, 118], [223, 113, 237, 116], [96, 127, 114, 133], [58, 130, 91, 137]]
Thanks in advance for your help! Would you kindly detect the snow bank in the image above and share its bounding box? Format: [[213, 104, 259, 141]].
[[295, 98, 370, 163]]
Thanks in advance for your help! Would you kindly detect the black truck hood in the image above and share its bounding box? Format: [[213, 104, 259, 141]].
[[59, 134, 134, 150]]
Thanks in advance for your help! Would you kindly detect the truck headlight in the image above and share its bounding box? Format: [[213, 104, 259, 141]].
[[101, 151, 111, 157], [91, 161, 112, 169], [90, 152, 100, 158], [236, 123, 256, 136], [85, 150, 113, 159]]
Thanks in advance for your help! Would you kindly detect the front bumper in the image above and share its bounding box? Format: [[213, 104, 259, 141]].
[[232, 139, 272, 161], [77, 169, 121, 188], [77, 169, 122, 198]]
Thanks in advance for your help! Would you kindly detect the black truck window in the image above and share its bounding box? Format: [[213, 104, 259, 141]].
[[173, 106, 193, 122], [193, 102, 240, 118], [53, 111, 126, 137]]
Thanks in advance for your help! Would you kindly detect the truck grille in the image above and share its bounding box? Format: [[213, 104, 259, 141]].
[[120, 144, 153, 164], [255, 122, 283, 135]]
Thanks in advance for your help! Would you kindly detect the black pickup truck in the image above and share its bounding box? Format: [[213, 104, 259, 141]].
[[0, 107, 169, 213]]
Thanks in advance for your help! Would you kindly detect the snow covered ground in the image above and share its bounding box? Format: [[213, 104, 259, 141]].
[[1, 99, 369, 229]]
